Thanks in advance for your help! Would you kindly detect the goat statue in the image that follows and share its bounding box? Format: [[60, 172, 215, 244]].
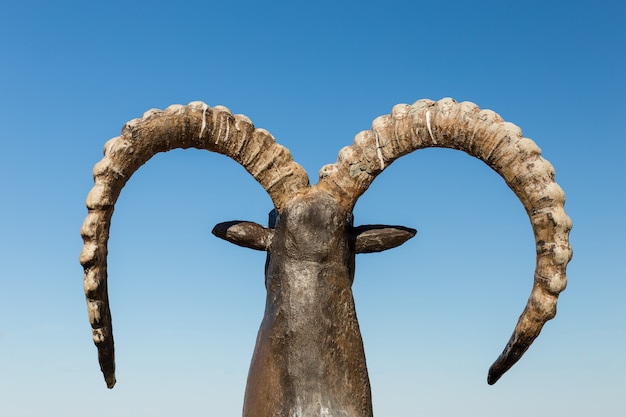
[[80, 98, 572, 416]]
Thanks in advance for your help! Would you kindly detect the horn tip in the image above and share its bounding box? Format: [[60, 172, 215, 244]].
[[487, 369, 502, 385], [105, 374, 116, 389]]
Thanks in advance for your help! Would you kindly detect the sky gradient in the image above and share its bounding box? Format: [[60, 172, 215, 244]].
[[1, 1, 624, 416]]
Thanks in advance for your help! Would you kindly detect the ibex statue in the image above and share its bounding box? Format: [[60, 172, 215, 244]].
[[80, 98, 572, 416]]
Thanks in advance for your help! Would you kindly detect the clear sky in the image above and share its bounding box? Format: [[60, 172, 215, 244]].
[[0, 1, 624, 416]]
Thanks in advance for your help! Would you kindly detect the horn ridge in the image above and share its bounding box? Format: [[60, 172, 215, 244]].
[[80, 102, 308, 387], [319, 97, 572, 383]]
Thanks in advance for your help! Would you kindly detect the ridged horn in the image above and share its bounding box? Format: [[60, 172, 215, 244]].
[[318, 97, 572, 384], [80, 102, 309, 388]]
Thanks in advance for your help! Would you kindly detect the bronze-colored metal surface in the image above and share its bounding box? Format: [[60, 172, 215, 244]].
[[81, 99, 572, 416]]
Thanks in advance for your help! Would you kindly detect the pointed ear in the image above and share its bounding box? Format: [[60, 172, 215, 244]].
[[212, 221, 274, 251], [352, 225, 416, 254]]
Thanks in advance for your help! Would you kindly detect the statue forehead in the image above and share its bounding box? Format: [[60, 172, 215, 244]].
[[272, 190, 352, 227]]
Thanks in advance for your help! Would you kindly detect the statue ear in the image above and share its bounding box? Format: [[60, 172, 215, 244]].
[[352, 225, 416, 254], [212, 221, 274, 251]]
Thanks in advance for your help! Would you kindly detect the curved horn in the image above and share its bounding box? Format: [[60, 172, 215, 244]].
[[318, 98, 572, 384], [80, 102, 309, 388]]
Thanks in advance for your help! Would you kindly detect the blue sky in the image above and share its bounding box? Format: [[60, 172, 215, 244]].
[[0, 1, 624, 415]]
